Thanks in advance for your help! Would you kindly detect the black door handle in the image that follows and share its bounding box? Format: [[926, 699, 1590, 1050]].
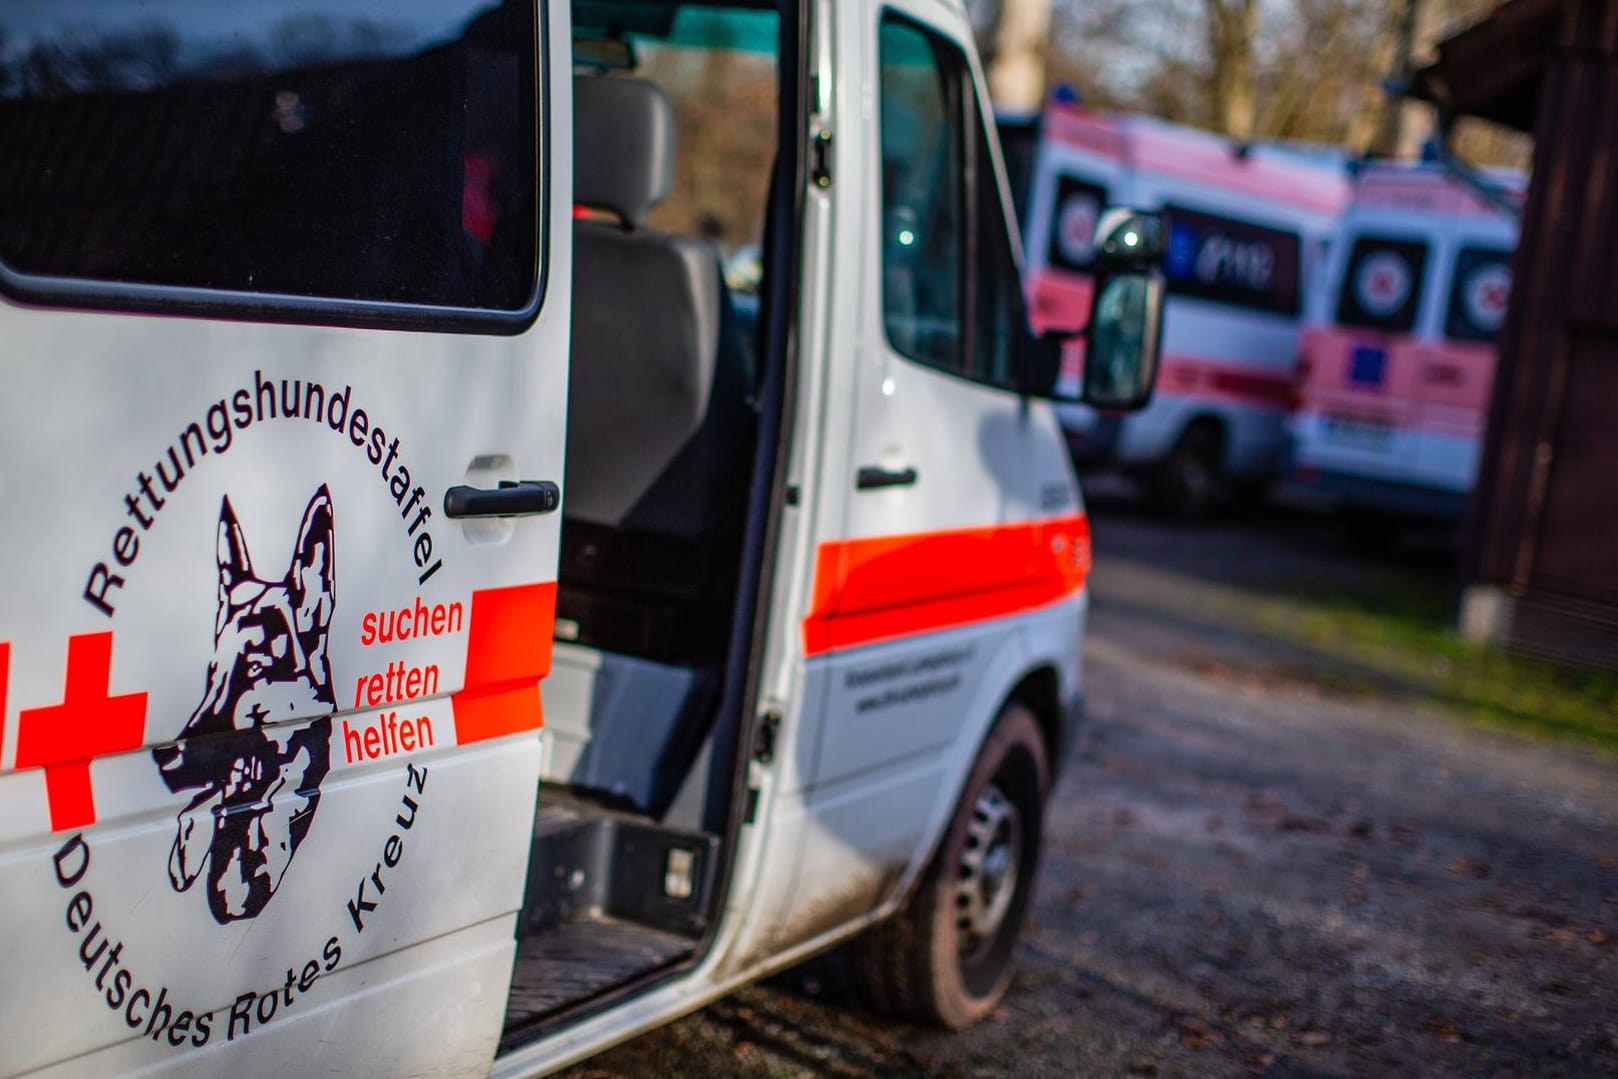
[[856, 465, 918, 491], [443, 480, 561, 519]]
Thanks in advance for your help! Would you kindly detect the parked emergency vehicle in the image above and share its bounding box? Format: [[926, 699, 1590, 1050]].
[[1289, 160, 1523, 524], [0, 1, 1163, 1075], [1021, 98, 1348, 515]]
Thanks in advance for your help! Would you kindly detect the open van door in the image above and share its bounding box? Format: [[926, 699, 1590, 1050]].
[[0, 2, 569, 1074]]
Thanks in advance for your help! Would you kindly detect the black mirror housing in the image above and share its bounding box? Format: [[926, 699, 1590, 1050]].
[[1093, 209, 1165, 268], [1012, 328, 1064, 397]]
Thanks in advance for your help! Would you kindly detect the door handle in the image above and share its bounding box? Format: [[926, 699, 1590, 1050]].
[[856, 465, 918, 491], [443, 480, 560, 519]]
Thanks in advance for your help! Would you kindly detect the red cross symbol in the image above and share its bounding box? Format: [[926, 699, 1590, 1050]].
[[14, 633, 148, 832]]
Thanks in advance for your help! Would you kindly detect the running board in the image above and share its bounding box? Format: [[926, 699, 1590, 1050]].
[[521, 810, 721, 939]]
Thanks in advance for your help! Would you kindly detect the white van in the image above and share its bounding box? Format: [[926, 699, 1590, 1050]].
[[0, 2, 1163, 1076], [1289, 160, 1522, 526], [1022, 99, 1348, 515]]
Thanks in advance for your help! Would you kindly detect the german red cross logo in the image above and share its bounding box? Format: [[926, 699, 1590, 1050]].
[[14, 633, 148, 832]]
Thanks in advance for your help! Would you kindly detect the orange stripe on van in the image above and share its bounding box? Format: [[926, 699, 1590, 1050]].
[[803, 515, 1091, 656], [451, 582, 557, 745]]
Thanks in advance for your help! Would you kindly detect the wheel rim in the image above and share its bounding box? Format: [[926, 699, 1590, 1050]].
[[956, 784, 1022, 963]]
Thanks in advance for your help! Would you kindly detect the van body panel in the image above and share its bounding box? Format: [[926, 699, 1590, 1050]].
[[2, 1, 1103, 1074]]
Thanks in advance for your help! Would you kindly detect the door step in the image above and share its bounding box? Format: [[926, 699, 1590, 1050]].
[[504, 806, 720, 1035], [504, 916, 694, 1030], [522, 805, 720, 938]]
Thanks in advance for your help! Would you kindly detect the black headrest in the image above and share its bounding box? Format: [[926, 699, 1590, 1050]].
[[574, 75, 676, 228]]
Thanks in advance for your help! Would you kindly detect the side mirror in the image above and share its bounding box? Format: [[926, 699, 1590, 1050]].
[[1012, 208, 1165, 406], [1080, 209, 1165, 411]]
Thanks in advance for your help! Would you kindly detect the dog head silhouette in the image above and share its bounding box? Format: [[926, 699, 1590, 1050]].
[[153, 487, 336, 924]]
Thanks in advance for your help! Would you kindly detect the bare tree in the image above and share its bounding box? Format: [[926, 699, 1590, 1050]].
[[967, 0, 1528, 166], [972, 0, 1058, 112], [1204, 0, 1259, 138]]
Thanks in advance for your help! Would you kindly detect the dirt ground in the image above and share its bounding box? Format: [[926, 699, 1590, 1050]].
[[561, 505, 1618, 1079]]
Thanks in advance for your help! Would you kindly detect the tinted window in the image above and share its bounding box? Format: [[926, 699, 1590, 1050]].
[[995, 116, 1039, 223], [972, 115, 1021, 387], [1045, 175, 1110, 274], [0, 0, 538, 312], [1336, 236, 1429, 334], [1163, 204, 1301, 316], [1445, 246, 1512, 343], [879, 17, 963, 372]]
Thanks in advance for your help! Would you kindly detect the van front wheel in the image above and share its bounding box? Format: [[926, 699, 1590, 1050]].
[[851, 702, 1050, 1029]]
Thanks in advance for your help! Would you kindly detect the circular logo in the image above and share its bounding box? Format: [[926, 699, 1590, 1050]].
[[1355, 251, 1412, 318], [1057, 192, 1100, 266], [1462, 263, 1511, 333]]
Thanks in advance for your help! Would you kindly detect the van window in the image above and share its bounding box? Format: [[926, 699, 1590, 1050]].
[[1445, 246, 1513, 343], [1336, 235, 1429, 334], [1046, 175, 1111, 274], [0, 0, 539, 315], [971, 111, 1023, 387], [879, 16, 964, 371], [1162, 204, 1302, 316]]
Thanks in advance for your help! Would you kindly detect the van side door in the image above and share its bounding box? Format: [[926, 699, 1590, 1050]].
[[0, 3, 569, 1075], [773, 0, 1083, 940]]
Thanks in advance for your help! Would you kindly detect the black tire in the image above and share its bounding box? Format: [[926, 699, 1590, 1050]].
[[1151, 421, 1224, 520], [851, 702, 1050, 1029]]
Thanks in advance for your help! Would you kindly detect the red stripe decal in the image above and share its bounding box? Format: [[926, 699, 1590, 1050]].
[[0, 642, 8, 769], [14, 632, 148, 832], [1159, 357, 1294, 409], [803, 515, 1090, 656], [451, 582, 557, 746]]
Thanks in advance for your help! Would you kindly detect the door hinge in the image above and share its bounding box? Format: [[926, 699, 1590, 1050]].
[[811, 128, 833, 189], [752, 709, 781, 765]]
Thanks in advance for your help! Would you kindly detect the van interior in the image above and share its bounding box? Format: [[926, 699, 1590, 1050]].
[[502, 0, 790, 1046]]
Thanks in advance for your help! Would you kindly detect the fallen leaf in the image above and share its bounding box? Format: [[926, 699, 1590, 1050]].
[[1298, 1030, 1331, 1047], [1428, 1018, 1462, 1043]]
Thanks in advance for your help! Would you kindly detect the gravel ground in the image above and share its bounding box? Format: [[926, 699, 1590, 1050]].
[[561, 508, 1618, 1078]]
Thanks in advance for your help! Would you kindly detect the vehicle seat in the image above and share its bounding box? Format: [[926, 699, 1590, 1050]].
[[561, 73, 755, 663]]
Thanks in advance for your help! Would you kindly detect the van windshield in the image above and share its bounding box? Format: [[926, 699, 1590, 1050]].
[[1162, 204, 1303, 317]]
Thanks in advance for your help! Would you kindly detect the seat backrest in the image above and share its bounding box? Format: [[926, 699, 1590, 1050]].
[[565, 74, 751, 541]]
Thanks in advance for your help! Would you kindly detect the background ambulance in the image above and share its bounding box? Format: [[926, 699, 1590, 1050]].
[[1289, 160, 1523, 529], [0, 1, 1162, 1075], [1022, 97, 1349, 517]]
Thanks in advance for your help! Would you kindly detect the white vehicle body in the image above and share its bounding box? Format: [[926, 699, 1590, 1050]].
[[1289, 161, 1523, 520], [0, 1, 1109, 1076], [1021, 102, 1347, 507]]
